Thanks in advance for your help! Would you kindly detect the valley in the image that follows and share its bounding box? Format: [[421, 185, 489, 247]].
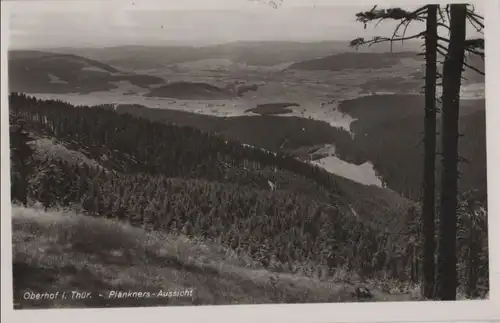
[[10, 47, 486, 199], [8, 40, 488, 308]]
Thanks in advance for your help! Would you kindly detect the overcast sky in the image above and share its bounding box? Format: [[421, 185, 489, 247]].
[[6, 0, 485, 49]]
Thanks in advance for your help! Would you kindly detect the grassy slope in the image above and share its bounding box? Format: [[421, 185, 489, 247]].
[[29, 137, 105, 170], [12, 206, 417, 309]]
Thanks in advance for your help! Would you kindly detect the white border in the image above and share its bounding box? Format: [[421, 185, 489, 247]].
[[1, 1, 499, 323]]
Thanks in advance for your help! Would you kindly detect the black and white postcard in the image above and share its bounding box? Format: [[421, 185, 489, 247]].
[[1, 0, 499, 322]]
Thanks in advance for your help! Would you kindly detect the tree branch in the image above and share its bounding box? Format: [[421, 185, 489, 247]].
[[437, 47, 447, 58], [437, 36, 450, 43], [389, 9, 426, 50], [349, 32, 425, 49], [437, 22, 451, 31], [465, 47, 484, 58], [467, 16, 484, 34], [352, 5, 429, 54], [467, 10, 484, 22], [463, 61, 485, 75], [355, 5, 427, 29], [437, 43, 449, 55], [399, 19, 414, 46], [437, 6, 447, 23]]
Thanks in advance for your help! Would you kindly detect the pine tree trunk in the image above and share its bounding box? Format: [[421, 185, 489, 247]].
[[422, 3, 438, 299], [437, 3, 467, 301]]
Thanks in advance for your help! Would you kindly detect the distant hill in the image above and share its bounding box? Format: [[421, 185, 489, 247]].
[[288, 52, 420, 71], [145, 82, 235, 100], [8, 50, 165, 94], [44, 41, 423, 70], [288, 50, 484, 87]]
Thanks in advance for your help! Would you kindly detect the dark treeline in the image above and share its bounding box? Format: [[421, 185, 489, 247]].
[[107, 95, 486, 204], [9, 93, 343, 199], [9, 93, 489, 296], [26, 156, 395, 277], [330, 95, 487, 201]]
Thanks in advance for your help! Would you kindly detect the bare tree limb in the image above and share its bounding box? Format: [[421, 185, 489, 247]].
[[437, 22, 451, 31], [467, 9, 485, 23], [465, 47, 484, 58], [437, 37, 484, 61], [438, 7, 447, 23], [467, 15, 484, 33], [389, 9, 426, 50], [463, 61, 485, 75], [437, 47, 447, 57], [438, 36, 450, 43], [349, 32, 425, 49], [400, 19, 413, 45], [437, 43, 449, 54]]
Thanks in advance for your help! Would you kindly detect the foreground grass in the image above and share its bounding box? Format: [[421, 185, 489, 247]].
[[12, 206, 419, 309]]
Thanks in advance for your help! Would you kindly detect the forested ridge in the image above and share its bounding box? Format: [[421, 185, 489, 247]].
[[8, 51, 165, 94], [104, 96, 486, 204], [334, 95, 487, 201], [9, 93, 488, 297], [10, 93, 344, 196]]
